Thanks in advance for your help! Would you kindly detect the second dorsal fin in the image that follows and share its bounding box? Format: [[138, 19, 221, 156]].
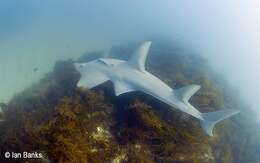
[[128, 41, 152, 72], [175, 84, 201, 103]]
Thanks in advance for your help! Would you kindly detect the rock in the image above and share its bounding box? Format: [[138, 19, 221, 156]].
[[91, 126, 112, 142], [112, 153, 126, 163]]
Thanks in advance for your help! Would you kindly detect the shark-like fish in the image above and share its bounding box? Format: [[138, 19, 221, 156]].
[[74, 41, 240, 136]]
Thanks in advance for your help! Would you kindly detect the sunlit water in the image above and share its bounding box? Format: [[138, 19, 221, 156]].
[[0, 0, 259, 116]]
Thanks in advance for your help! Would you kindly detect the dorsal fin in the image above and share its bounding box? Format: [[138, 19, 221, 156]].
[[175, 85, 201, 103], [128, 41, 152, 72]]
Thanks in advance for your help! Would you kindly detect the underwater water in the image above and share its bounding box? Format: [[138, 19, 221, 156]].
[[0, 0, 260, 162]]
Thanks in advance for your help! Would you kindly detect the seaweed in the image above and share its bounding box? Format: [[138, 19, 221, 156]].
[[0, 39, 259, 163]]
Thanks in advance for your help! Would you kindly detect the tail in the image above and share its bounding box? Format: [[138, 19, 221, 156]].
[[175, 84, 240, 136], [200, 109, 240, 136]]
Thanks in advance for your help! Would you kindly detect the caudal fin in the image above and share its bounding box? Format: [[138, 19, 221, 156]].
[[200, 109, 240, 136]]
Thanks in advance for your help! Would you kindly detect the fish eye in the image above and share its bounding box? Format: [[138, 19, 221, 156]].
[[97, 59, 114, 67]]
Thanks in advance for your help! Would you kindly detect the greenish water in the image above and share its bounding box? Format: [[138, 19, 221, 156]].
[[0, 23, 110, 102], [1, 0, 260, 115]]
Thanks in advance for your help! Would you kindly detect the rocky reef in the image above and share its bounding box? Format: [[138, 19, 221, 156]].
[[0, 40, 259, 163]]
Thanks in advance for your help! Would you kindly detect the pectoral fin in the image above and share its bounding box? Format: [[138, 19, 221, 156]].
[[77, 72, 108, 89]]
